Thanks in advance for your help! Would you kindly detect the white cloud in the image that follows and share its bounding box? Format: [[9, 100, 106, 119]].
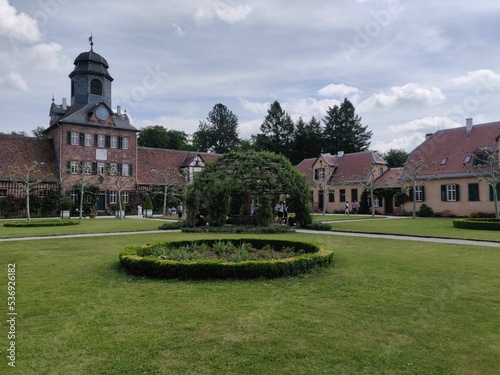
[[196, 1, 252, 24], [317, 83, 362, 98], [361, 83, 445, 109], [239, 98, 271, 114], [172, 23, 185, 36], [388, 116, 459, 133], [0, 0, 40, 43], [0, 71, 29, 91], [29, 43, 69, 70], [449, 69, 500, 86]]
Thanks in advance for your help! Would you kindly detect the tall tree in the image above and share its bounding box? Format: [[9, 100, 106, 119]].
[[382, 148, 409, 168], [8, 161, 44, 221], [290, 116, 324, 164], [192, 103, 240, 153], [254, 100, 295, 159], [138, 126, 191, 150], [32, 126, 46, 138], [322, 98, 372, 155]]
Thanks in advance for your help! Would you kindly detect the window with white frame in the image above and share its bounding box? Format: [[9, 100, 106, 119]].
[[314, 168, 325, 180], [97, 162, 104, 175], [109, 191, 117, 204], [85, 133, 92, 146], [446, 184, 457, 201], [70, 160, 79, 174], [97, 135, 105, 148], [109, 163, 117, 176], [122, 164, 129, 176], [70, 190, 78, 203], [373, 196, 380, 207], [111, 136, 118, 148], [122, 191, 129, 203], [0, 189, 7, 197], [122, 137, 129, 149], [415, 186, 424, 202], [71, 132, 79, 145], [84, 162, 92, 174], [38, 190, 48, 198]]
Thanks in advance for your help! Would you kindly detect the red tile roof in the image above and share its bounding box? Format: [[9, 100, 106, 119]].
[[0, 135, 58, 181], [137, 147, 220, 184], [405, 121, 500, 178], [375, 167, 403, 188], [330, 151, 386, 183]]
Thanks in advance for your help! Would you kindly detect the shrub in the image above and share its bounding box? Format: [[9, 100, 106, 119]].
[[304, 222, 332, 231], [158, 220, 188, 230], [144, 195, 153, 210], [453, 218, 500, 231], [418, 204, 433, 217], [180, 225, 293, 234], [470, 212, 496, 218], [119, 238, 334, 279], [4, 219, 80, 227]]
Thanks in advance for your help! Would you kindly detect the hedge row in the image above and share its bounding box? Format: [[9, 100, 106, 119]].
[[3, 220, 81, 227], [119, 238, 334, 279], [180, 225, 294, 234], [452, 218, 500, 231]]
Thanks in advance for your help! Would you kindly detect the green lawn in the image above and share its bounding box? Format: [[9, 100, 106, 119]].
[[321, 216, 500, 242], [0, 217, 167, 238], [1, 228, 499, 374]]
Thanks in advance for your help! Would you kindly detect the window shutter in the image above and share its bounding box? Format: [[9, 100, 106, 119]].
[[105, 135, 111, 148], [129, 164, 133, 176], [409, 188, 414, 202], [455, 184, 460, 201], [379, 196, 384, 207], [106, 163, 110, 174], [421, 186, 425, 202], [441, 185, 446, 201], [118, 137, 123, 149], [94, 134, 98, 146], [118, 164, 123, 175], [79, 133, 85, 146], [92, 162, 97, 175], [67, 131, 71, 145], [66, 161, 71, 173]]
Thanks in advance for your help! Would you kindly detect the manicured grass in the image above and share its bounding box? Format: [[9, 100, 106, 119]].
[[326, 217, 500, 242], [1, 231, 499, 374], [0, 217, 165, 238], [312, 213, 383, 222]]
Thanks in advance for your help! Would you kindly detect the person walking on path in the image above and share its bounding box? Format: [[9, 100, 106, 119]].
[[176, 202, 184, 220], [344, 201, 350, 215]]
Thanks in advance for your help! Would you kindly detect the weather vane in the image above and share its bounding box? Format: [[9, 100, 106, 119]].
[[89, 33, 94, 50]]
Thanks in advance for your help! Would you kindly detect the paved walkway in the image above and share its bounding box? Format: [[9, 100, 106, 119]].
[[1, 227, 499, 248]]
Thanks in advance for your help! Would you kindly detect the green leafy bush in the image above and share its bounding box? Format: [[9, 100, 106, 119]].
[[4, 219, 80, 227], [119, 238, 334, 279], [180, 225, 293, 234], [453, 218, 500, 231], [304, 222, 332, 231], [418, 204, 433, 217]]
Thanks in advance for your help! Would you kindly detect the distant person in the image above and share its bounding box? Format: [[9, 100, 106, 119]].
[[176, 202, 183, 220], [275, 201, 284, 224], [137, 204, 143, 218], [352, 200, 358, 215], [344, 201, 350, 215]]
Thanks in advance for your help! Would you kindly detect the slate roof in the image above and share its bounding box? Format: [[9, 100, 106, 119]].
[[69, 49, 113, 81], [137, 147, 221, 185], [404, 121, 500, 179], [0, 135, 58, 182]]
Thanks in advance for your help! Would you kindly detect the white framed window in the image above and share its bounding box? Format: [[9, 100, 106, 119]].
[[446, 184, 457, 201], [84, 162, 92, 174], [109, 163, 117, 176], [415, 186, 424, 202], [122, 191, 129, 203], [85, 134, 92, 146], [97, 135, 105, 148], [111, 136, 118, 148], [70, 190, 78, 203], [315, 168, 325, 180], [0, 189, 6, 197], [122, 137, 129, 149], [39, 190, 48, 198], [373, 196, 380, 207], [70, 160, 79, 174], [122, 164, 129, 176], [97, 162, 105, 175], [109, 191, 117, 204], [71, 132, 79, 145]]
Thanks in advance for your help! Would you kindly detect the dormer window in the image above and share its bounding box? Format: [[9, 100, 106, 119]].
[[440, 158, 448, 165], [464, 155, 471, 163]]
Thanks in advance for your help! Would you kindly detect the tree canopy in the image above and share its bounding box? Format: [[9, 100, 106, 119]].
[[138, 125, 193, 150], [382, 148, 409, 168], [323, 98, 372, 155], [186, 151, 312, 227], [254, 101, 295, 157], [192, 103, 240, 154]]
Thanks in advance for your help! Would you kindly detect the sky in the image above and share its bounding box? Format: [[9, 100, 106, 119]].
[[1, 0, 500, 153]]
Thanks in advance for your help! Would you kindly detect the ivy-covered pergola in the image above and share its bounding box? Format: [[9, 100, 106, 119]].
[[186, 151, 312, 227]]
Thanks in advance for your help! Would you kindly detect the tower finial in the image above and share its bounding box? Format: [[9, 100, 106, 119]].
[[89, 33, 94, 51]]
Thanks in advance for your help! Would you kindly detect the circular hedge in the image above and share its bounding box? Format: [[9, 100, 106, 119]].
[[3, 219, 81, 227], [119, 238, 334, 279], [453, 218, 500, 231]]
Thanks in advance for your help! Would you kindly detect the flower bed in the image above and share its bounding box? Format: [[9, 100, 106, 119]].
[[119, 238, 334, 279]]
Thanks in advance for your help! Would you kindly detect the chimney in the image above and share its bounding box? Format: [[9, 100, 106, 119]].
[[425, 133, 433, 139], [62, 98, 67, 110], [466, 118, 473, 134], [117, 105, 121, 115], [337, 151, 344, 157]]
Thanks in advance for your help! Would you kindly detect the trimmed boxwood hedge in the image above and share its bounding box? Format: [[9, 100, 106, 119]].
[[3, 219, 81, 227], [453, 218, 500, 231], [119, 238, 334, 280]]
